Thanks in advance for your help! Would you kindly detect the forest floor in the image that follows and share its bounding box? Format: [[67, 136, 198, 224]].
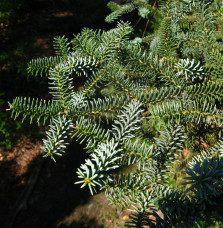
[[0, 136, 127, 228]]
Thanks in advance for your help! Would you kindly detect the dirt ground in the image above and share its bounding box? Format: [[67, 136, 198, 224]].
[[0, 135, 128, 228]]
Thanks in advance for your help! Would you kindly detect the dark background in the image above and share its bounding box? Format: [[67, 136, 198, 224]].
[[0, 0, 112, 100]]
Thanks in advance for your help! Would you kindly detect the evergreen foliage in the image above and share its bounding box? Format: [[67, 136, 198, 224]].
[[9, 0, 223, 227]]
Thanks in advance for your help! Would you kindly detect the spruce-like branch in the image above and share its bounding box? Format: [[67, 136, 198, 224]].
[[73, 117, 111, 150], [112, 100, 144, 143], [27, 56, 63, 77], [53, 35, 71, 58], [42, 115, 74, 161], [48, 63, 75, 107], [9, 97, 62, 125]]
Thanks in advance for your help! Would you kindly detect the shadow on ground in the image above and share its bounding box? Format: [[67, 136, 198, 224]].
[[1, 140, 100, 228]]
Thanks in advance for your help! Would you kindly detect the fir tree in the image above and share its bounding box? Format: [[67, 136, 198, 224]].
[[9, 0, 223, 227]]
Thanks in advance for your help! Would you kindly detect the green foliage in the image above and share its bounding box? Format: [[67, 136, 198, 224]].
[[0, 0, 32, 76], [9, 0, 223, 227], [0, 93, 22, 149], [0, 0, 26, 25]]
